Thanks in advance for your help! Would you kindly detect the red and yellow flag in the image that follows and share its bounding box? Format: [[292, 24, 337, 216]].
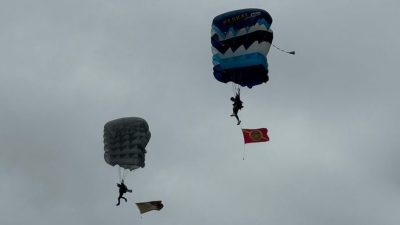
[[242, 128, 269, 144]]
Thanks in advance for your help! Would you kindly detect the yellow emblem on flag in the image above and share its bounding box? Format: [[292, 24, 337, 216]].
[[250, 130, 263, 141]]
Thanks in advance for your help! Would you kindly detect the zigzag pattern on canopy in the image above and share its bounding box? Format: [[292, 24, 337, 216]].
[[212, 41, 271, 61], [211, 18, 271, 40], [211, 30, 273, 54]]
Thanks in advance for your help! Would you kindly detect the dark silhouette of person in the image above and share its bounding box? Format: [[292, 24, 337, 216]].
[[116, 179, 132, 206], [230, 89, 243, 125]]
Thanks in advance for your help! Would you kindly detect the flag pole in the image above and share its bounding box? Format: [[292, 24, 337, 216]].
[[242, 142, 246, 160], [239, 124, 246, 160]]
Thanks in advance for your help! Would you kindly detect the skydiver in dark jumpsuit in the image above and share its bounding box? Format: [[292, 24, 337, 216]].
[[230, 89, 243, 125], [116, 179, 132, 206]]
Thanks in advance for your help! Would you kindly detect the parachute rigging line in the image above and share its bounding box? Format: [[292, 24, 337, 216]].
[[231, 83, 240, 96], [117, 166, 129, 182], [118, 166, 122, 182], [272, 43, 295, 55], [122, 168, 130, 180]]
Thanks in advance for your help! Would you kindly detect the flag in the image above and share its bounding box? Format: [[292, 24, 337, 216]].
[[242, 128, 269, 144], [136, 201, 164, 214]]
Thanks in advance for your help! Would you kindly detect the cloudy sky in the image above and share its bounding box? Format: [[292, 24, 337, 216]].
[[1, 0, 399, 224]]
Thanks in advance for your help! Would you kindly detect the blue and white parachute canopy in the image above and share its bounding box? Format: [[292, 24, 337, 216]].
[[211, 8, 273, 88]]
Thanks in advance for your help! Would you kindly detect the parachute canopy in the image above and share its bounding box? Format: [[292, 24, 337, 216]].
[[211, 8, 273, 88], [103, 117, 151, 171]]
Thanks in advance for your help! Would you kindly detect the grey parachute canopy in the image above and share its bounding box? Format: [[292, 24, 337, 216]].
[[103, 117, 151, 171]]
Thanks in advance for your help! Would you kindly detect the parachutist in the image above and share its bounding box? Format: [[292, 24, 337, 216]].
[[104, 117, 149, 206], [116, 179, 132, 206], [230, 89, 243, 125]]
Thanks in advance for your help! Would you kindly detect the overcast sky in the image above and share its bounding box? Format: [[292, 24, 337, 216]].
[[1, 0, 399, 224]]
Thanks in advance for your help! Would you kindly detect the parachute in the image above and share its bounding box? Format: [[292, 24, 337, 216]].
[[211, 8, 273, 88], [103, 117, 151, 180]]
